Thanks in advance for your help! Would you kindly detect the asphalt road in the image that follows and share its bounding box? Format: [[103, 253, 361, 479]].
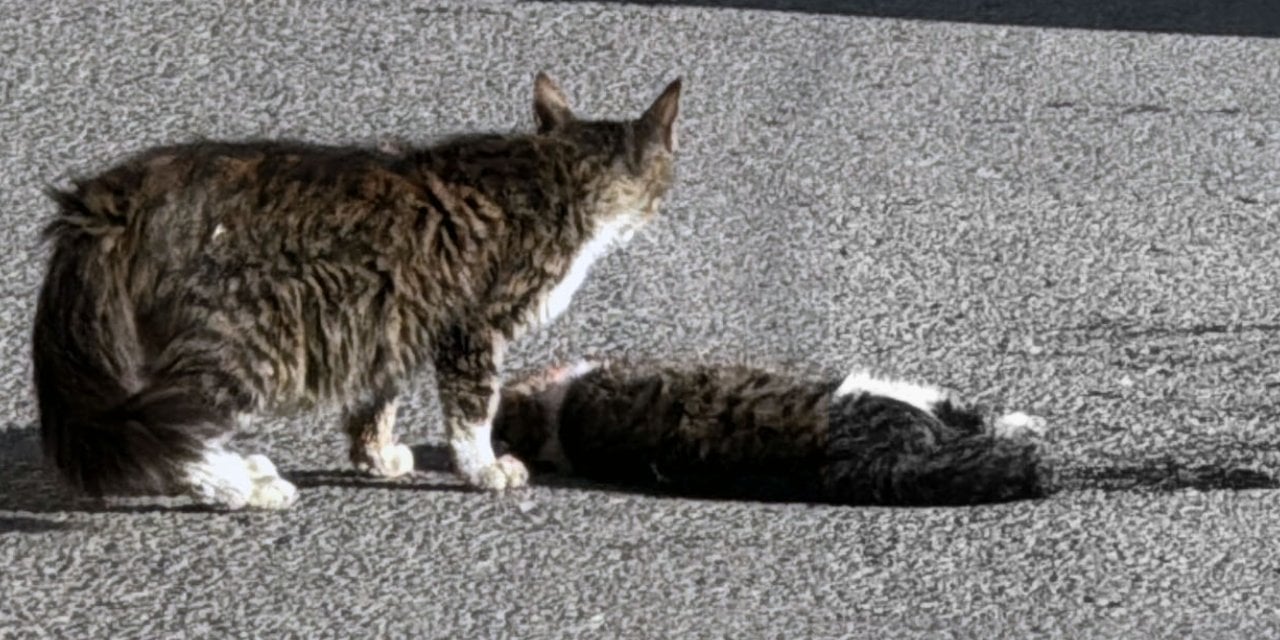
[[3, 1, 1280, 637]]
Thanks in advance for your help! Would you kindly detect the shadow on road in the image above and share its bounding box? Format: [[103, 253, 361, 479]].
[[411, 443, 681, 497], [0, 425, 214, 515], [3, 427, 1275, 515], [0, 425, 472, 516], [0, 424, 86, 514], [1061, 462, 1279, 493], [0, 424, 91, 532], [290, 468, 473, 493], [0, 516, 79, 535], [412, 442, 1280, 504], [532, 0, 1280, 37]]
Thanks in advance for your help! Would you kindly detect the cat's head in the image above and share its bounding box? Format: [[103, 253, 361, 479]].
[[532, 73, 682, 235]]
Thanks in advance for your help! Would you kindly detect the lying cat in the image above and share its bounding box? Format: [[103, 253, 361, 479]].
[[33, 73, 682, 509], [494, 360, 1053, 505]]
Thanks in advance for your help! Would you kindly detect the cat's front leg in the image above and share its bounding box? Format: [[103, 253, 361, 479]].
[[344, 393, 415, 478], [434, 327, 529, 491]]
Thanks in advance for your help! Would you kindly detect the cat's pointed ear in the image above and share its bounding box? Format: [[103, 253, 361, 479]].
[[637, 78, 682, 154], [533, 72, 574, 134]]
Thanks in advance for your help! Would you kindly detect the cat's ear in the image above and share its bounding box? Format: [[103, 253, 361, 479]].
[[533, 72, 574, 134], [636, 78, 683, 154]]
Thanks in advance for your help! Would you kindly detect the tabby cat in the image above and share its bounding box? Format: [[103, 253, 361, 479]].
[[33, 73, 682, 509], [494, 359, 1052, 505]]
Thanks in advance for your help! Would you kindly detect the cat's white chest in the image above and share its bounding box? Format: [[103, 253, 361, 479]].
[[535, 218, 631, 326]]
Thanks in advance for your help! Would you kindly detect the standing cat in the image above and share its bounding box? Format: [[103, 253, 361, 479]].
[[494, 359, 1052, 505], [33, 73, 682, 509]]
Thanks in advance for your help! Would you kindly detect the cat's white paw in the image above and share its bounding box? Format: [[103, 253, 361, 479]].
[[247, 475, 299, 510], [188, 483, 251, 511], [354, 443, 416, 478], [994, 412, 1048, 439], [465, 454, 529, 491], [183, 448, 255, 510], [244, 453, 280, 481]]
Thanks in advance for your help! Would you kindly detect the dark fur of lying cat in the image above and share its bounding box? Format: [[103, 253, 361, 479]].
[[33, 73, 682, 509], [494, 360, 1053, 505]]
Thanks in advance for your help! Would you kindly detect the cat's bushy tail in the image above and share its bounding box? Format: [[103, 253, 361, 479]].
[[901, 435, 1049, 505], [824, 388, 1054, 505], [33, 188, 222, 497], [826, 433, 1051, 506]]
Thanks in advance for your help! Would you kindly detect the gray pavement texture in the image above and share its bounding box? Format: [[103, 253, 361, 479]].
[[3, 1, 1280, 638]]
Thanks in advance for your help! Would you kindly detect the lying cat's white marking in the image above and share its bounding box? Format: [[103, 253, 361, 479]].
[[526, 358, 601, 473], [993, 411, 1048, 438], [835, 370, 946, 413], [562, 359, 601, 381]]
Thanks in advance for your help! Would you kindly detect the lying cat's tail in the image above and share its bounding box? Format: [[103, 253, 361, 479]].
[[825, 428, 1051, 506], [33, 188, 222, 497], [826, 378, 1053, 505], [891, 434, 1050, 505]]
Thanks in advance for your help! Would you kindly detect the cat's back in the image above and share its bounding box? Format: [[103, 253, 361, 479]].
[[49, 140, 402, 239], [103, 139, 393, 189]]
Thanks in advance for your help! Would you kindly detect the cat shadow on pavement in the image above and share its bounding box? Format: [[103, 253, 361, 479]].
[[410, 443, 615, 495], [407, 441, 1280, 502], [0, 424, 88, 531], [0, 424, 219, 518], [0, 424, 468, 521], [0, 515, 77, 534], [4, 426, 1275, 520], [0, 424, 80, 513], [288, 467, 472, 493], [1059, 461, 1279, 493]]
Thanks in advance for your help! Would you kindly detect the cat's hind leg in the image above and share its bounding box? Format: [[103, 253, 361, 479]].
[[344, 395, 415, 478]]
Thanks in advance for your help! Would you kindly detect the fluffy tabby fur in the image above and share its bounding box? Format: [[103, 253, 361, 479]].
[[33, 73, 683, 509], [494, 360, 1053, 505]]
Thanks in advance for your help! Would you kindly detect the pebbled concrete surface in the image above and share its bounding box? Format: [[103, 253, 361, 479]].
[[3, 1, 1280, 637]]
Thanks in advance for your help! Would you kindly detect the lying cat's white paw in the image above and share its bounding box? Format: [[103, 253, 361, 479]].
[[354, 443, 416, 478], [994, 412, 1048, 439], [465, 455, 529, 491], [247, 475, 298, 510]]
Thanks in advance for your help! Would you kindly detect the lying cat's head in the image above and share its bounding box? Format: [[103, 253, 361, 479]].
[[532, 73, 682, 236], [494, 359, 602, 468]]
